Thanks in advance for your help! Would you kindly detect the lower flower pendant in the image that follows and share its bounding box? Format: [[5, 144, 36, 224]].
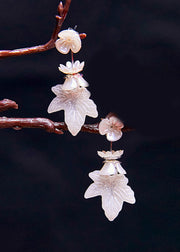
[[84, 150, 136, 221]]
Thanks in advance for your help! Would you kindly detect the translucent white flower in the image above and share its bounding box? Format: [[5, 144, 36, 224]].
[[58, 60, 84, 74], [84, 170, 135, 221], [84, 149, 135, 221], [47, 85, 98, 136], [99, 115, 124, 142], [55, 29, 81, 54], [62, 74, 88, 90]]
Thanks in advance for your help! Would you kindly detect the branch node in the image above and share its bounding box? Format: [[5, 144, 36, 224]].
[[0, 99, 18, 112], [13, 126, 22, 131], [58, 1, 64, 16], [80, 33, 87, 39], [56, 15, 62, 20]]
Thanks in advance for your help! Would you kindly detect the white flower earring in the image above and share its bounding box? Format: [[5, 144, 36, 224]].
[[84, 114, 136, 221], [47, 28, 98, 136], [46, 26, 135, 221]]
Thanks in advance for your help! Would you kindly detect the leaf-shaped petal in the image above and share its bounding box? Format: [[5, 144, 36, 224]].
[[84, 98, 98, 118], [51, 84, 63, 96], [64, 104, 86, 136], [88, 170, 101, 181], [117, 184, 136, 204], [47, 97, 65, 113], [84, 183, 101, 199], [101, 189, 123, 221]]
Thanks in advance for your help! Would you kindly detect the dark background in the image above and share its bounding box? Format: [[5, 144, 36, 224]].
[[0, 0, 179, 251]]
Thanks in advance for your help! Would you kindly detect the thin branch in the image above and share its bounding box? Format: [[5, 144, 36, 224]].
[[0, 0, 72, 58], [0, 117, 132, 135], [0, 99, 18, 112], [0, 99, 133, 135]]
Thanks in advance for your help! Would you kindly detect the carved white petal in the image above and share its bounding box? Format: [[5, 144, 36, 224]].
[[47, 97, 65, 113], [74, 60, 84, 70], [51, 84, 63, 96], [119, 184, 136, 204], [77, 96, 98, 118], [64, 103, 86, 136], [106, 130, 122, 142], [88, 170, 101, 181], [84, 183, 101, 199], [101, 189, 123, 221], [71, 39, 81, 53], [99, 118, 109, 135], [56, 29, 81, 54], [55, 39, 71, 54]]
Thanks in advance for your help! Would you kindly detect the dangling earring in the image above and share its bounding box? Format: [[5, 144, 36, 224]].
[[84, 114, 136, 221]]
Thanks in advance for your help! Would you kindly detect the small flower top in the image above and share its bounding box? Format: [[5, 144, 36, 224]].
[[47, 85, 98, 136], [99, 115, 124, 142], [58, 60, 84, 74], [84, 170, 135, 221], [55, 29, 81, 54], [97, 150, 124, 160]]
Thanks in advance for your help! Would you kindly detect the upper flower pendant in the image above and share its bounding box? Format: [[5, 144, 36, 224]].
[[47, 85, 98, 136]]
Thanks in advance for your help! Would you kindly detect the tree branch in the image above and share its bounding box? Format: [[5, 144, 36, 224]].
[[0, 0, 78, 58], [0, 117, 132, 135], [0, 99, 133, 135]]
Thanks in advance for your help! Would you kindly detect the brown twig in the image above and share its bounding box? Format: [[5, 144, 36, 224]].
[[0, 99, 18, 112], [0, 99, 133, 134], [0, 0, 73, 58], [0, 117, 132, 135]]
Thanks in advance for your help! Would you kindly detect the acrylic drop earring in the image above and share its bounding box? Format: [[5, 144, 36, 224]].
[[84, 114, 136, 221], [47, 28, 98, 136]]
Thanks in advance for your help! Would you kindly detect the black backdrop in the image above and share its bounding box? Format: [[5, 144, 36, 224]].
[[0, 0, 179, 251]]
